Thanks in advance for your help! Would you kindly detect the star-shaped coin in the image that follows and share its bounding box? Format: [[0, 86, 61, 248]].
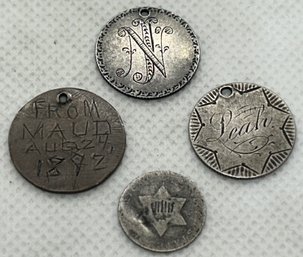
[[139, 186, 187, 236]]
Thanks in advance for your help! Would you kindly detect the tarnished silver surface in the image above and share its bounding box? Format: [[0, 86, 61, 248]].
[[189, 82, 296, 178], [96, 7, 200, 99], [118, 171, 206, 252], [9, 88, 126, 193]]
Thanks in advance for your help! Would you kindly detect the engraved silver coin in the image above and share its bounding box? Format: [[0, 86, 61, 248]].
[[189, 82, 296, 178], [96, 7, 200, 99], [118, 171, 206, 252], [9, 88, 126, 193]]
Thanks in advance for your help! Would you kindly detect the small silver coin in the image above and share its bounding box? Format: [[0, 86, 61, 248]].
[[9, 88, 126, 193], [118, 171, 206, 252], [189, 82, 296, 178], [96, 7, 200, 99]]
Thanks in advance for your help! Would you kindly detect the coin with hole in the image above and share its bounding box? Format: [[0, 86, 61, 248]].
[[9, 88, 126, 193], [96, 7, 200, 99], [189, 82, 296, 178]]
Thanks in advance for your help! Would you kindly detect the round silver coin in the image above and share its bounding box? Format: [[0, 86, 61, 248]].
[[118, 171, 206, 252], [9, 88, 126, 193], [96, 7, 200, 99], [189, 82, 296, 179]]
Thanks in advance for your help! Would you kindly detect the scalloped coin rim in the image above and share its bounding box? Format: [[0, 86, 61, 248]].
[[95, 6, 200, 99]]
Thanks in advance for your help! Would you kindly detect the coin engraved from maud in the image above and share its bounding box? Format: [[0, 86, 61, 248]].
[[9, 88, 126, 193], [189, 83, 296, 178]]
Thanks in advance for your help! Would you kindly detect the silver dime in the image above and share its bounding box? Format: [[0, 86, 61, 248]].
[[9, 88, 126, 193], [189, 82, 296, 179], [118, 171, 206, 252], [96, 7, 200, 99]]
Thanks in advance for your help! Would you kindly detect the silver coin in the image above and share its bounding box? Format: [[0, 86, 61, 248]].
[[118, 171, 206, 252], [9, 88, 126, 193], [189, 82, 296, 178], [96, 7, 200, 99]]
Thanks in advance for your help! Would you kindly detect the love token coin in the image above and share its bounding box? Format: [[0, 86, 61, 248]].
[[9, 88, 126, 193], [189, 82, 296, 178], [96, 7, 200, 99], [118, 171, 206, 252]]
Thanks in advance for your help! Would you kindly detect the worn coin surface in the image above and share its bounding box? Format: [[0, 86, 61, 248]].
[[9, 88, 126, 193], [118, 171, 206, 252], [96, 7, 200, 99], [189, 82, 296, 178]]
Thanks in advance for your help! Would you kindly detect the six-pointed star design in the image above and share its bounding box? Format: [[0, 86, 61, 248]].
[[193, 88, 292, 174], [139, 186, 187, 236]]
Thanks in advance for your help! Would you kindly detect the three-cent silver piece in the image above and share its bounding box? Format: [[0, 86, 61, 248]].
[[96, 7, 200, 99], [118, 171, 206, 252], [9, 88, 126, 193], [189, 83, 296, 178]]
